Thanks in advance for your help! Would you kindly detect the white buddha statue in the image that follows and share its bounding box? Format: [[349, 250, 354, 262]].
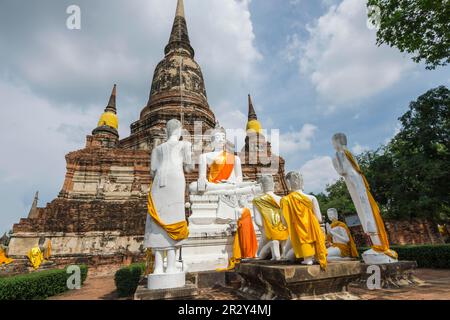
[[189, 125, 257, 196], [252, 175, 288, 260], [326, 208, 359, 261], [331, 133, 397, 264], [281, 172, 327, 269], [144, 119, 193, 289]]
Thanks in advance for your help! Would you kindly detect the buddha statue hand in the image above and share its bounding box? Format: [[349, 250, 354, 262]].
[[198, 177, 207, 192], [326, 222, 331, 235]]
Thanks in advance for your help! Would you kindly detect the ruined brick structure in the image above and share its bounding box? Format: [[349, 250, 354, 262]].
[[350, 219, 444, 247], [8, 0, 288, 266]]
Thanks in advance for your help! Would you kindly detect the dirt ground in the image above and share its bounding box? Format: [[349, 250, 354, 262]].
[[49, 268, 450, 300]]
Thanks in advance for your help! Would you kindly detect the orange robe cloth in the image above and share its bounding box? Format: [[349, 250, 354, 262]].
[[0, 248, 13, 266], [208, 151, 235, 183], [219, 208, 258, 270]]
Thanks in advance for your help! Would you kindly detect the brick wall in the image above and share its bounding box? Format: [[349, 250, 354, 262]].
[[349, 219, 444, 247]]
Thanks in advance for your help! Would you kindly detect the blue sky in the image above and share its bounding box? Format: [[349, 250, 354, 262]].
[[0, 0, 448, 233]]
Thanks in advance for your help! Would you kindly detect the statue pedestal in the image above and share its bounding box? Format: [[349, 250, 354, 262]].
[[362, 248, 398, 264], [183, 193, 258, 272], [147, 271, 186, 290], [355, 260, 421, 289], [235, 260, 362, 300]]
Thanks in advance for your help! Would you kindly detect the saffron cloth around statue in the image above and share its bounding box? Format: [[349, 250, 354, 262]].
[[144, 119, 193, 289], [326, 208, 359, 260], [331, 133, 397, 264], [281, 171, 327, 269], [252, 175, 288, 260]]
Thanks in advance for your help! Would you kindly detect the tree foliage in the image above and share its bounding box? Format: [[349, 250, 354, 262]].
[[367, 0, 450, 69]]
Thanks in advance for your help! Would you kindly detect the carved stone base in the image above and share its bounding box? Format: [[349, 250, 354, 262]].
[[134, 283, 198, 300], [356, 261, 421, 289], [235, 260, 362, 300]]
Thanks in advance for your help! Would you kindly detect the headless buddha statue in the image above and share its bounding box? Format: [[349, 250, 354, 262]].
[[189, 125, 257, 195], [252, 175, 288, 260], [281, 171, 327, 269], [326, 208, 359, 260]]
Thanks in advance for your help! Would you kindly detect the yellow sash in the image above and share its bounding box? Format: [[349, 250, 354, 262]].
[[281, 192, 328, 269], [252, 194, 288, 241], [208, 151, 235, 183], [44, 240, 52, 260], [147, 190, 189, 241], [27, 247, 44, 270], [0, 248, 13, 266], [344, 150, 398, 259], [144, 248, 154, 276], [327, 221, 359, 258]]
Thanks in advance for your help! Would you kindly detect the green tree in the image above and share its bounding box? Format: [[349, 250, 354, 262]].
[[315, 178, 356, 218], [388, 85, 450, 220], [367, 0, 450, 69], [317, 86, 449, 221]]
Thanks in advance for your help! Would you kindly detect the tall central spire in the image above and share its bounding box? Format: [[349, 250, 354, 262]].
[[165, 0, 194, 57], [176, 0, 185, 17]]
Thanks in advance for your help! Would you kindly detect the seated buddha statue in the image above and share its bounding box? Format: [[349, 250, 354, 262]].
[[326, 208, 359, 260], [189, 125, 257, 196]]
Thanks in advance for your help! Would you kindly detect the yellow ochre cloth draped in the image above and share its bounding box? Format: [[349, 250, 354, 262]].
[[281, 192, 327, 269], [0, 248, 13, 266], [218, 208, 258, 271], [147, 191, 189, 241], [27, 247, 44, 270], [144, 248, 154, 276], [327, 221, 359, 258], [97, 112, 118, 129], [208, 151, 235, 183], [344, 150, 398, 260], [44, 240, 52, 260], [252, 195, 288, 241]]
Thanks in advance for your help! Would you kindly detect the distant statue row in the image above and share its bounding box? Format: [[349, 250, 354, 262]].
[[142, 119, 398, 289]]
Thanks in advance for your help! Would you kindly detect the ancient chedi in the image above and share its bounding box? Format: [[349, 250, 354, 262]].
[[8, 0, 287, 266]]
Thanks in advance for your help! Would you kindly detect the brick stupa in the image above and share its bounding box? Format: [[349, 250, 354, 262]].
[[8, 0, 288, 268]]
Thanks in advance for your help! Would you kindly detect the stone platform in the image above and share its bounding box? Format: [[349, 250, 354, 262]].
[[355, 260, 421, 288], [235, 260, 362, 300], [134, 284, 199, 300]]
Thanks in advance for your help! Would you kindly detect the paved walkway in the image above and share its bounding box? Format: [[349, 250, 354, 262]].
[[49, 276, 119, 300], [349, 268, 450, 300], [50, 268, 450, 300]]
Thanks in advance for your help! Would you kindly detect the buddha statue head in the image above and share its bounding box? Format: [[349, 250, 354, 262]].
[[259, 175, 275, 193], [166, 119, 182, 140], [285, 171, 304, 192], [332, 133, 348, 152], [327, 208, 338, 222], [211, 122, 226, 151]]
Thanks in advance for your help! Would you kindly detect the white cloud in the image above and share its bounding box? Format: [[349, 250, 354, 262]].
[[296, 0, 414, 106], [0, 0, 261, 233], [300, 156, 340, 193], [351, 143, 369, 154], [0, 80, 97, 233], [280, 124, 318, 156]]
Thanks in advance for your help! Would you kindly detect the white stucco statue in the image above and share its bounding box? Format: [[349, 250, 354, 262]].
[[144, 119, 193, 289], [331, 133, 397, 264], [326, 208, 359, 261], [281, 172, 326, 267], [252, 175, 288, 260], [189, 124, 257, 196]]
